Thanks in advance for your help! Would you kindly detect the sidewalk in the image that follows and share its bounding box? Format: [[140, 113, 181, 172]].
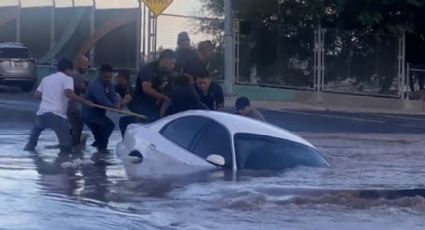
[[227, 85, 425, 116]]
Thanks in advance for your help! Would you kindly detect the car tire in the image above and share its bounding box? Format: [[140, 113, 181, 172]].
[[21, 84, 34, 93]]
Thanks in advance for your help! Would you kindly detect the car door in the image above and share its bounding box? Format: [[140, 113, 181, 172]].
[[190, 121, 234, 169], [155, 116, 215, 168]]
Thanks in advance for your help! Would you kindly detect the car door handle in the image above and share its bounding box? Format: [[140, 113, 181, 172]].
[[149, 144, 157, 150]]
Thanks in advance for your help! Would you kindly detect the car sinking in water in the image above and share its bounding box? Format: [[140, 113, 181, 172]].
[[116, 110, 330, 178]]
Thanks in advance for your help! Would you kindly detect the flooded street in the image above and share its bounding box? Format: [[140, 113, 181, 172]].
[[1, 94, 425, 229]]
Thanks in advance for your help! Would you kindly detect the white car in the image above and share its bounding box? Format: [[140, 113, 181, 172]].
[[116, 110, 330, 178]]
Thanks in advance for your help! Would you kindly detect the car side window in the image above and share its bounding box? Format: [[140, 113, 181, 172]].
[[160, 116, 211, 150], [192, 121, 233, 168]]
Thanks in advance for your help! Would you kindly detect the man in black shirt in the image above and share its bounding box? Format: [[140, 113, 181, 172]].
[[115, 69, 141, 137], [160, 75, 208, 117], [183, 40, 214, 83], [132, 49, 176, 121], [115, 69, 133, 108], [175, 32, 197, 74], [196, 75, 225, 111]]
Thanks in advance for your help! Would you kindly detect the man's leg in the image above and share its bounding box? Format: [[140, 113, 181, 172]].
[[105, 117, 115, 140], [119, 116, 136, 137], [96, 117, 115, 151], [47, 113, 72, 153], [24, 115, 46, 151], [68, 110, 83, 147], [85, 121, 101, 148]]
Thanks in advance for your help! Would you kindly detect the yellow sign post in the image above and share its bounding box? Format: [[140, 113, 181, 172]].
[[143, 0, 173, 17]]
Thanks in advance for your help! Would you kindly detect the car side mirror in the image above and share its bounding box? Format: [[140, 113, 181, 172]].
[[206, 154, 225, 167]]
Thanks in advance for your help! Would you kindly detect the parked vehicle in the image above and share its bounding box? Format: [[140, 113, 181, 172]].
[[0, 42, 37, 92]]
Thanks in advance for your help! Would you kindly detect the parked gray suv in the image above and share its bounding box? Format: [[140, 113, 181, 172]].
[[0, 42, 37, 92]]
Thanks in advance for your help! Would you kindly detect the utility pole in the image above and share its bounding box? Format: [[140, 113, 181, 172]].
[[90, 0, 96, 67], [224, 0, 235, 96], [16, 0, 21, 43], [50, 0, 56, 66], [136, 0, 142, 71]]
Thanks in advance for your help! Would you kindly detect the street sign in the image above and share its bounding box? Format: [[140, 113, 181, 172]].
[[143, 0, 173, 17]]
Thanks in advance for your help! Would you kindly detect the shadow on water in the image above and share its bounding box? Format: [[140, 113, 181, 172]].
[[31, 151, 111, 202], [30, 150, 236, 201]]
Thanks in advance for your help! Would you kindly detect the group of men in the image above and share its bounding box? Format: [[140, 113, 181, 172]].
[[118, 34, 227, 137], [23, 32, 235, 154]]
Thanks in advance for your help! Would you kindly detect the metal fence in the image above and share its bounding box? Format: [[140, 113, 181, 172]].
[[323, 29, 401, 97], [405, 63, 425, 100], [233, 24, 407, 98], [235, 24, 315, 90], [154, 15, 409, 99]]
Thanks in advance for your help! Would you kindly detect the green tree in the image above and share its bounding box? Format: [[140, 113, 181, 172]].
[[200, 0, 425, 92]]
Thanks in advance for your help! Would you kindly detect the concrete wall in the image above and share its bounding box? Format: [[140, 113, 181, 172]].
[[0, 6, 138, 69]]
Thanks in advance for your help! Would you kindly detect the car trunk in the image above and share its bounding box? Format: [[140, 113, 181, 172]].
[[0, 48, 35, 76]]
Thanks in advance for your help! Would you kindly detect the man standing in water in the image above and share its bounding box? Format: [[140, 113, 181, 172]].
[[24, 59, 92, 153], [82, 65, 119, 153], [68, 55, 90, 150]]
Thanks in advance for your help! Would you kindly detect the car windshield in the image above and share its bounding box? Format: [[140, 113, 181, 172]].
[[0, 48, 31, 59], [234, 133, 330, 170]]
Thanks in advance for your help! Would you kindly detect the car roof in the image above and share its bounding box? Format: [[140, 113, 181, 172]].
[[0, 42, 27, 49], [158, 110, 315, 148]]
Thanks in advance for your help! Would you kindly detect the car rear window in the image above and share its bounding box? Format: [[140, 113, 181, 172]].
[[0, 48, 31, 59]]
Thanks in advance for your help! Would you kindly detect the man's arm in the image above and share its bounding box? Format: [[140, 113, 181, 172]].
[[34, 81, 43, 100], [63, 76, 92, 106], [120, 94, 133, 108], [64, 89, 93, 106], [34, 90, 42, 100], [76, 81, 88, 95], [142, 82, 169, 102], [160, 100, 171, 118], [91, 84, 119, 109]]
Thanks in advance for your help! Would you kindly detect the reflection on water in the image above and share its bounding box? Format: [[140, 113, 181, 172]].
[[1, 131, 425, 229]]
